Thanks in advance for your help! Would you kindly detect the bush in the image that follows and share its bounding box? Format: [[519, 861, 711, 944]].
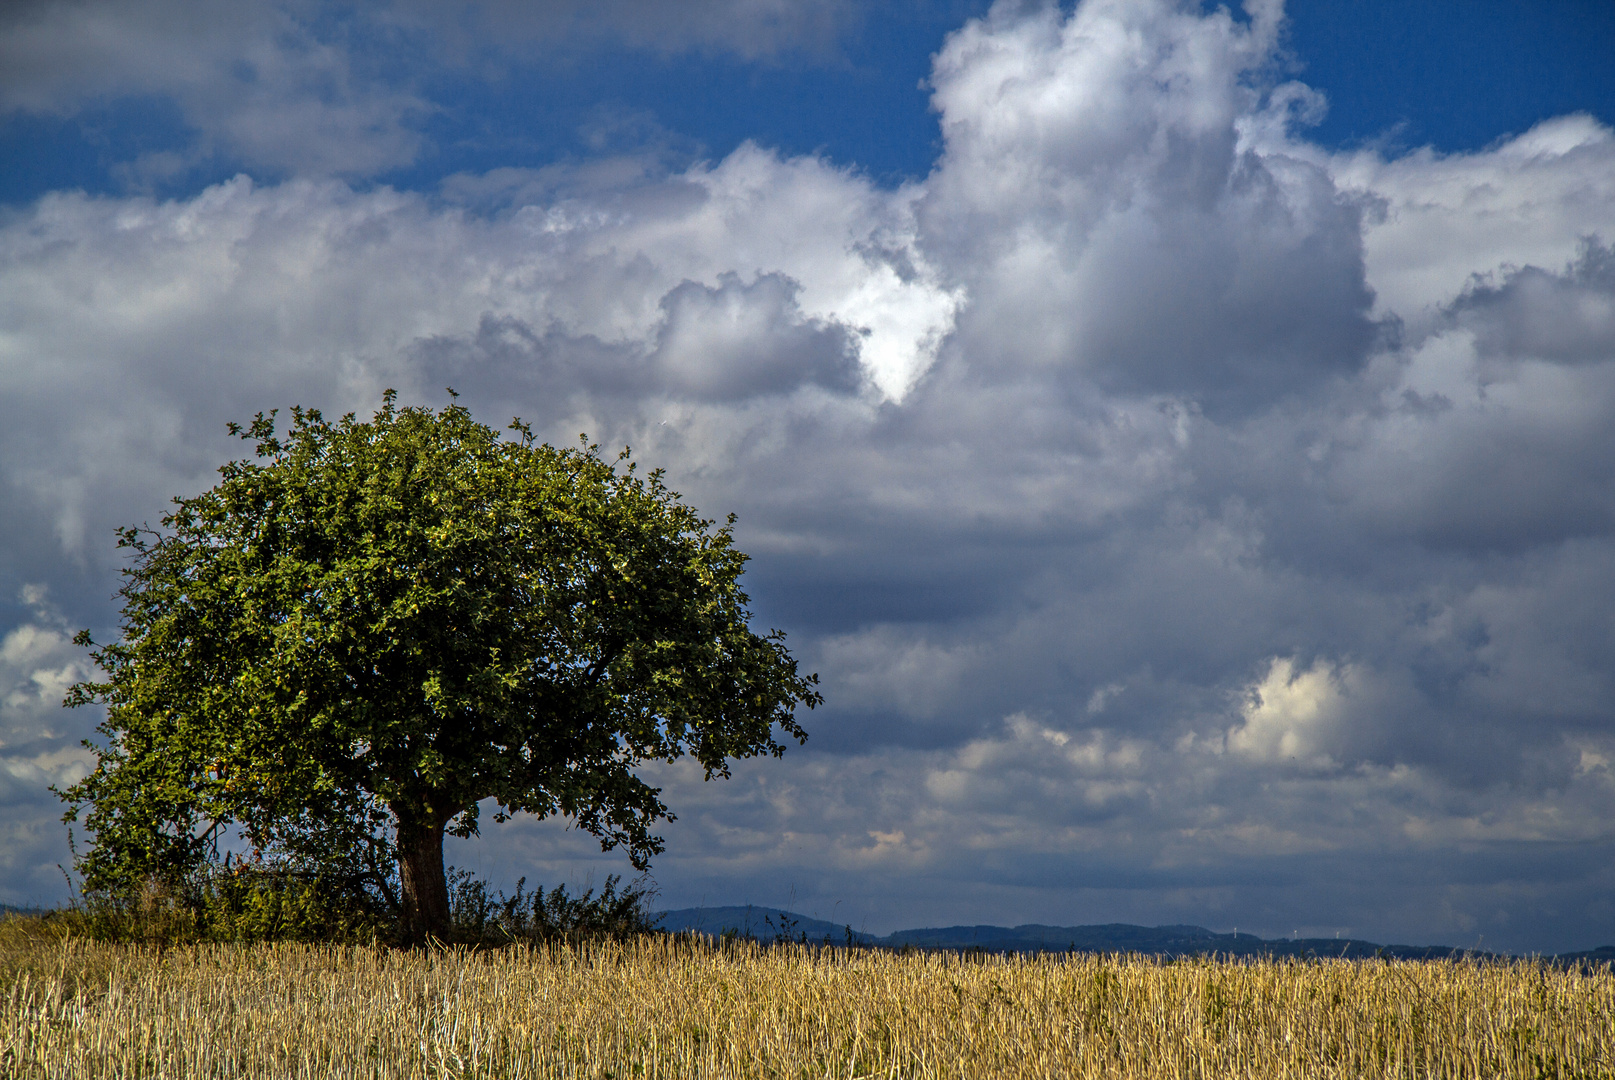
[[447, 871, 660, 945], [66, 860, 392, 946], [195, 862, 393, 943], [62, 861, 659, 947]]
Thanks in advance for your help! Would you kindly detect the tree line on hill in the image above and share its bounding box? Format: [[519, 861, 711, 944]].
[[653, 906, 1615, 964]]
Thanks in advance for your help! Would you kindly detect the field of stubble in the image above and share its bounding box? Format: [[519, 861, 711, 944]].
[[4, 917, 1612, 1079]]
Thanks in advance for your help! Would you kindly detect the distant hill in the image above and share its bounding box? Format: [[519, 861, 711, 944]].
[[654, 906, 1605, 962], [655, 906, 880, 946], [878, 922, 1482, 961]]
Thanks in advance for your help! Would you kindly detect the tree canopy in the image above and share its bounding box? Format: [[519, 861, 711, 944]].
[[60, 393, 820, 941]]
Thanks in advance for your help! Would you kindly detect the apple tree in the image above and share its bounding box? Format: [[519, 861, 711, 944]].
[[60, 393, 819, 941]]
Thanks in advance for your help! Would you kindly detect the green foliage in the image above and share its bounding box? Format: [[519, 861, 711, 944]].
[[38, 863, 653, 948], [57, 864, 654, 948], [74, 866, 392, 947], [56, 391, 820, 939]]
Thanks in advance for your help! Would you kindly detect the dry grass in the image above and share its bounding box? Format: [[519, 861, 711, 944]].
[[3, 915, 1612, 1078]]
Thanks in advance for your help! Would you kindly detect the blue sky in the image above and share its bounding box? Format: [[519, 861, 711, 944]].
[[3, 0, 1615, 952], [5, 0, 1612, 204]]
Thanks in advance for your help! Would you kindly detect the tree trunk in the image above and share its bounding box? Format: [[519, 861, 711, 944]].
[[397, 816, 452, 944]]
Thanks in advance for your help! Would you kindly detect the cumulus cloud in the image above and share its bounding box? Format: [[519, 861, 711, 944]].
[[4, 0, 1615, 950], [1224, 656, 1423, 773], [919, 0, 1376, 414], [1228, 657, 1352, 768]]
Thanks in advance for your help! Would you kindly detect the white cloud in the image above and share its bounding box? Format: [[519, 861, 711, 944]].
[[1228, 657, 1355, 769], [1331, 114, 1615, 335], [0, 154, 960, 584]]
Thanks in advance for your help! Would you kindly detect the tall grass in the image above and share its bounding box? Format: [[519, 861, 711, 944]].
[[3, 915, 1611, 1078]]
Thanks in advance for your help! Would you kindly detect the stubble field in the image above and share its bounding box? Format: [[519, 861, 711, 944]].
[[3, 917, 1612, 1079]]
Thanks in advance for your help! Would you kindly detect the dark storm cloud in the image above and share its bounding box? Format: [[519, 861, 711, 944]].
[[3, 0, 1615, 952]]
